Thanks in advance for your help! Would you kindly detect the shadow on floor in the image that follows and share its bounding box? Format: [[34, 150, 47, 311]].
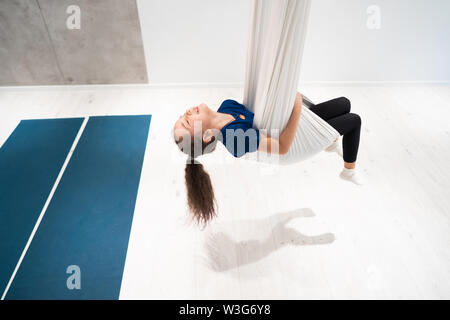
[[202, 208, 334, 273]]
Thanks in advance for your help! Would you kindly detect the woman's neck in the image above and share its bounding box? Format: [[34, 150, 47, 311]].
[[209, 111, 235, 130]]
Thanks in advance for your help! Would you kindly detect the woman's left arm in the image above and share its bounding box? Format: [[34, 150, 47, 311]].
[[257, 92, 302, 155]]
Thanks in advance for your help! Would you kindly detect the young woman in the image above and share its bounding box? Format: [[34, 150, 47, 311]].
[[173, 92, 363, 225]]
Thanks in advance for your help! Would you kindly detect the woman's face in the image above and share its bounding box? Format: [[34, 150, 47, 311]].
[[173, 103, 210, 140]]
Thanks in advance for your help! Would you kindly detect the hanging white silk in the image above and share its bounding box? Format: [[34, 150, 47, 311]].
[[243, 0, 340, 165]]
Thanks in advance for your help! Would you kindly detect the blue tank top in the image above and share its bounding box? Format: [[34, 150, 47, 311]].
[[217, 99, 260, 158]]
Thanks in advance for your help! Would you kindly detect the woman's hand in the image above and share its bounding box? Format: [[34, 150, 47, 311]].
[[258, 92, 303, 155]]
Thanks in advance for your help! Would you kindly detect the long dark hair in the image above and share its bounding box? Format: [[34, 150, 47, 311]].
[[174, 131, 218, 226]]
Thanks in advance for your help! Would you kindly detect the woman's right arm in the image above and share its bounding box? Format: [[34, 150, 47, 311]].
[[258, 92, 302, 155]]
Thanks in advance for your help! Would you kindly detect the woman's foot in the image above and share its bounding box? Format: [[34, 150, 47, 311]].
[[339, 167, 366, 185]]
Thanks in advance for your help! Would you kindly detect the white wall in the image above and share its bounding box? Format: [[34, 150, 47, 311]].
[[137, 0, 450, 84], [137, 0, 249, 84], [302, 0, 450, 83]]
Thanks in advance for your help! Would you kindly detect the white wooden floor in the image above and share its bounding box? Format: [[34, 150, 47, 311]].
[[0, 85, 449, 299]]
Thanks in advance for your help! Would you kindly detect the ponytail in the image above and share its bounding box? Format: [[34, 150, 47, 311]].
[[174, 131, 218, 226], [185, 158, 217, 226]]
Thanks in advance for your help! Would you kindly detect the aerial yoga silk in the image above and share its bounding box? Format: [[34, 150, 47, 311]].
[[243, 0, 340, 165]]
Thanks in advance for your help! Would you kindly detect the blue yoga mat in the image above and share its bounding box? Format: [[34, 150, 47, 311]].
[[0, 118, 84, 296], [6, 115, 151, 300]]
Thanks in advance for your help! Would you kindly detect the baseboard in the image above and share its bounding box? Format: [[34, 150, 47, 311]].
[[298, 81, 450, 86], [0, 80, 449, 91], [148, 80, 450, 87]]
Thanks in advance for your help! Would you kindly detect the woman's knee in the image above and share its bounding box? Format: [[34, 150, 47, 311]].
[[338, 97, 351, 113], [349, 113, 361, 128]]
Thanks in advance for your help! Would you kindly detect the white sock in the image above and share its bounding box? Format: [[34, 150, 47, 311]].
[[325, 139, 343, 157], [339, 167, 366, 185]]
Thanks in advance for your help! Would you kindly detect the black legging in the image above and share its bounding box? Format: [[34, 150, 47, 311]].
[[309, 97, 361, 163]]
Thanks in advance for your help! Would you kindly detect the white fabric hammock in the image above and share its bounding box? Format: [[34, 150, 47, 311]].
[[243, 0, 340, 165]]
